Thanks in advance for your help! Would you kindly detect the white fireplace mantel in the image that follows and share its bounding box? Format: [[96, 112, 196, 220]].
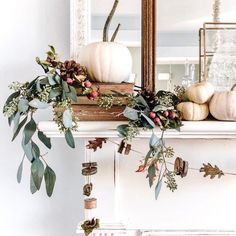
[[38, 120, 236, 139]]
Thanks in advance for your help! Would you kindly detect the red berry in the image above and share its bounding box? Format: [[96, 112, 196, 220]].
[[88, 90, 98, 100], [163, 111, 169, 118], [154, 117, 160, 124], [84, 80, 92, 88], [66, 78, 73, 85], [169, 111, 176, 119], [149, 112, 156, 119]]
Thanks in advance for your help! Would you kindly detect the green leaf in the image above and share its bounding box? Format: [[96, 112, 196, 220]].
[[135, 95, 149, 108], [38, 131, 51, 149], [30, 173, 38, 194], [49, 87, 61, 99], [8, 114, 14, 126], [44, 165, 56, 197], [3, 91, 20, 110], [155, 180, 162, 200], [18, 99, 29, 113], [117, 124, 128, 137], [65, 129, 75, 148], [153, 105, 168, 112], [21, 137, 34, 162], [123, 107, 139, 120], [67, 86, 77, 102], [17, 158, 24, 183], [13, 111, 20, 133], [49, 45, 56, 54], [24, 118, 37, 145], [47, 74, 57, 85], [148, 163, 156, 188], [63, 109, 73, 128], [141, 113, 156, 128], [62, 80, 70, 93], [12, 116, 28, 141], [32, 141, 40, 158], [29, 99, 50, 109], [36, 80, 42, 92], [149, 133, 159, 149], [31, 158, 44, 190]]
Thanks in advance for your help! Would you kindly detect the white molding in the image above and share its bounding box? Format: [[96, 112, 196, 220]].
[[38, 121, 236, 139], [70, 0, 90, 60]]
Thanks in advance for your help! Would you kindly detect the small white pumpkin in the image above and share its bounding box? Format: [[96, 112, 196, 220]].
[[209, 85, 236, 121], [187, 81, 214, 104], [79, 42, 132, 83], [177, 102, 209, 121]]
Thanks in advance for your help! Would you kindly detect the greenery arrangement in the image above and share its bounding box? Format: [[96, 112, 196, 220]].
[[3, 46, 96, 197], [117, 89, 186, 198]]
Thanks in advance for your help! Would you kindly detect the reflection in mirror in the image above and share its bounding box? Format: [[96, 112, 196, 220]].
[[90, 0, 142, 86], [156, 0, 236, 92]]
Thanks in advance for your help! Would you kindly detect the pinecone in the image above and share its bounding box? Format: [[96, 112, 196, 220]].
[[139, 90, 156, 109], [59, 60, 87, 84]]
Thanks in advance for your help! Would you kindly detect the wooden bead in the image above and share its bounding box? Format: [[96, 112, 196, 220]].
[[82, 162, 97, 168], [84, 198, 97, 209]]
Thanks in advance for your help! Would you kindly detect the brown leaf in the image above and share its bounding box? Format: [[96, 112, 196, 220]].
[[200, 163, 224, 179], [86, 138, 107, 152]]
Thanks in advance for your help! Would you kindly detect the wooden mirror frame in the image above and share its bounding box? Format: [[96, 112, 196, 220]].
[[142, 0, 156, 92], [70, 0, 156, 92]]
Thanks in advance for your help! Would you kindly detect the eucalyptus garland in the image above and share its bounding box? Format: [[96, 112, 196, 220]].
[[3, 46, 96, 196]]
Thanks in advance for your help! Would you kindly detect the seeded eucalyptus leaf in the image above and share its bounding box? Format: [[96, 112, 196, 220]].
[[62, 81, 70, 93], [135, 95, 149, 108], [17, 158, 24, 183], [24, 118, 37, 145], [32, 141, 40, 158], [44, 165, 56, 197], [13, 111, 21, 133], [123, 107, 139, 120], [68, 86, 77, 102], [30, 173, 38, 194], [12, 116, 28, 141], [4, 91, 20, 109], [29, 99, 50, 109], [155, 180, 162, 200], [149, 133, 159, 149], [63, 109, 73, 128], [36, 80, 42, 92], [49, 88, 61, 99], [141, 113, 156, 128], [148, 163, 156, 188], [38, 131, 51, 149], [8, 114, 14, 126], [22, 140, 34, 162], [117, 124, 128, 137], [31, 158, 44, 190], [47, 74, 57, 85], [18, 99, 29, 113], [153, 105, 168, 112], [65, 129, 75, 148]]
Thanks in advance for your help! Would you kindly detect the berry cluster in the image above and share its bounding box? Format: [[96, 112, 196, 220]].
[[149, 110, 177, 127]]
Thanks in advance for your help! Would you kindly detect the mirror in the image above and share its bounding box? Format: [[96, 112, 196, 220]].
[[90, 0, 142, 86], [156, 0, 236, 91]]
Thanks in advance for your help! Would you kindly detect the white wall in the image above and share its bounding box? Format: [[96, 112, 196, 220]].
[[0, 1, 84, 236]]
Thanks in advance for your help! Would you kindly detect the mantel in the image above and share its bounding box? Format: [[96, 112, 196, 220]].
[[38, 121, 236, 139]]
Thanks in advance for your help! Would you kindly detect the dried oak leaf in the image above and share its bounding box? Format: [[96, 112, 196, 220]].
[[86, 138, 107, 152], [200, 163, 224, 179]]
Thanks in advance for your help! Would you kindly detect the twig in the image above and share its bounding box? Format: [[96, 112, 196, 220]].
[[103, 0, 119, 42], [111, 23, 121, 42]]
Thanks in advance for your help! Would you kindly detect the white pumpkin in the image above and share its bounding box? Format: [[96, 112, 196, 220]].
[[177, 102, 209, 121], [209, 85, 236, 121], [79, 42, 132, 83], [187, 81, 214, 104]]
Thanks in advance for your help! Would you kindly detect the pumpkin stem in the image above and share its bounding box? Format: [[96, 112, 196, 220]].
[[103, 0, 119, 42], [231, 84, 236, 91], [111, 23, 121, 42]]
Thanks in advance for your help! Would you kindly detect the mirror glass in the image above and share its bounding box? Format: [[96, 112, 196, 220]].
[[156, 0, 236, 91], [90, 0, 142, 86]]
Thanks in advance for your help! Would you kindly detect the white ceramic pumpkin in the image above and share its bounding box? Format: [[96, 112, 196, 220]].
[[187, 81, 214, 104], [209, 85, 236, 121], [79, 42, 132, 83], [177, 102, 209, 121]]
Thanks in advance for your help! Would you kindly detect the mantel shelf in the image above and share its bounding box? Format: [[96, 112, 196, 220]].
[[38, 121, 236, 139]]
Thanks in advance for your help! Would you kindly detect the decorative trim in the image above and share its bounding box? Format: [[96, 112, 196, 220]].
[[38, 121, 236, 139], [70, 0, 90, 60]]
